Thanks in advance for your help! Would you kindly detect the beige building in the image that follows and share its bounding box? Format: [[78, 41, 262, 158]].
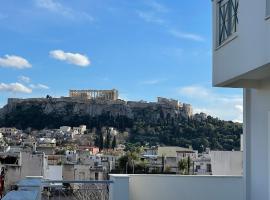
[[69, 89, 119, 101], [0, 127, 18, 135], [63, 164, 106, 181], [0, 150, 45, 190]]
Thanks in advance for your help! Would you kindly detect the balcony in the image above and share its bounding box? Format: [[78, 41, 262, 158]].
[[3, 175, 243, 200]]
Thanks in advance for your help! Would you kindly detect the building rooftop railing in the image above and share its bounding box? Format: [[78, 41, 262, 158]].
[[42, 180, 113, 200], [2, 178, 113, 200]]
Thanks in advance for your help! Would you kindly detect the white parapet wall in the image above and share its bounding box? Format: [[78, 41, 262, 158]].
[[110, 174, 243, 200], [210, 151, 243, 176], [109, 175, 129, 200]]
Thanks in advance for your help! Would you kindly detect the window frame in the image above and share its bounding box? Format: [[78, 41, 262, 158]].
[[266, 0, 270, 19], [216, 0, 239, 48]]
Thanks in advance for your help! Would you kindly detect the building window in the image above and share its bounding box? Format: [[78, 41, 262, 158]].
[[206, 164, 212, 173], [95, 172, 99, 180], [217, 0, 239, 46], [267, 0, 270, 17]]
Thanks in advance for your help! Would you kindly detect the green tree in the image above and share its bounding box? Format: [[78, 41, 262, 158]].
[[117, 151, 139, 173], [164, 166, 172, 173], [178, 158, 191, 175], [112, 136, 117, 150]]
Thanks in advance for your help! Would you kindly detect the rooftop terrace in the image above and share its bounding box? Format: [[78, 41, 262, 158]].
[[2, 175, 243, 200]]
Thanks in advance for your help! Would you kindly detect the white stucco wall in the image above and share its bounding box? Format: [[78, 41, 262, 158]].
[[20, 152, 44, 178], [44, 165, 63, 181], [3, 152, 45, 188], [244, 80, 270, 200], [212, 1, 270, 200], [212, 0, 270, 87], [110, 174, 243, 200], [109, 175, 129, 200], [210, 151, 243, 175]]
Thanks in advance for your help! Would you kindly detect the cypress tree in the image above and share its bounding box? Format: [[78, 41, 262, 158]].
[[112, 136, 117, 150]]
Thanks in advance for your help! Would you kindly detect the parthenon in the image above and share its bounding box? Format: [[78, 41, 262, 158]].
[[69, 89, 119, 101]]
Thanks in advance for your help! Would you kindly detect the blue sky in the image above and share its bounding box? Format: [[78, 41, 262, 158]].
[[0, 0, 243, 122]]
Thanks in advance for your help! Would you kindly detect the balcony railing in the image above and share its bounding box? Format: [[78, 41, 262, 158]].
[[42, 180, 113, 200], [218, 0, 239, 46]]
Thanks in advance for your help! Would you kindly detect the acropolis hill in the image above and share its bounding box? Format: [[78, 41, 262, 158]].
[[0, 89, 194, 129]]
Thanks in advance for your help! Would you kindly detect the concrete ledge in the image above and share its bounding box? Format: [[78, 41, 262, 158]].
[[109, 175, 130, 200], [110, 174, 244, 200]]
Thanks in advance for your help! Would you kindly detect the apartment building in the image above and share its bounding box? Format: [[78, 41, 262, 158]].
[[212, 0, 270, 199]]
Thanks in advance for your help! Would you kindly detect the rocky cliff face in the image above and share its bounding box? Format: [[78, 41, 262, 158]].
[[0, 98, 133, 117], [0, 97, 193, 129]]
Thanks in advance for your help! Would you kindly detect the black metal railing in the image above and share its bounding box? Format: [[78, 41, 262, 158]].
[[218, 0, 239, 46], [42, 180, 113, 200]]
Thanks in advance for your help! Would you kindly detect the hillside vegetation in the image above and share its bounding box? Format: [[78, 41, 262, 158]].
[[0, 100, 242, 152]]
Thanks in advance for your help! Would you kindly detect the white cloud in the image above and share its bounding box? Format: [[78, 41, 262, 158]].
[[17, 76, 49, 90], [119, 93, 129, 101], [234, 104, 243, 123], [141, 80, 160, 85], [179, 86, 210, 98], [50, 50, 90, 67], [18, 76, 31, 83], [36, 0, 67, 13], [137, 0, 168, 25], [35, 0, 94, 22], [136, 10, 165, 24], [136, 4, 204, 43], [0, 55, 32, 69], [146, 0, 168, 13], [178, 85, 243, 122], [30, 84, 49, 90], [140, 79, 166, 85], [0, 83, 32, 94], [169, 29, 205, 42]]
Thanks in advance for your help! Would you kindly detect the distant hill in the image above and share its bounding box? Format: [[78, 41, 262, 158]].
[[0, 97, 242, 151]]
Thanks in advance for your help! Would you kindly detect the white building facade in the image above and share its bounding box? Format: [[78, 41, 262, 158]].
[[212, 0, 270, 199]]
